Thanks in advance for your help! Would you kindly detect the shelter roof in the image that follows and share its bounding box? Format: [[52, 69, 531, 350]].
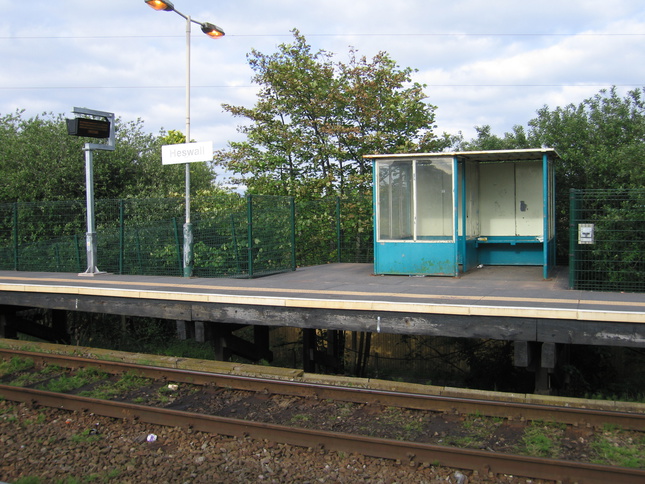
[[364, 148, 560, 162]]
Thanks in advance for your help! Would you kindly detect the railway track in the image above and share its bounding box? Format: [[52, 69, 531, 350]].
[[2, 348, 645, 483]]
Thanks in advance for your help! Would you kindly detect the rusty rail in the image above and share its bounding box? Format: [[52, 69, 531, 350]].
[[2, 348, 644, 431], [2, 384, 644, 484]]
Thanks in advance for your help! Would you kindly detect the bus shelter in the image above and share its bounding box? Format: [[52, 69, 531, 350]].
[[367, 149, 558, 278]]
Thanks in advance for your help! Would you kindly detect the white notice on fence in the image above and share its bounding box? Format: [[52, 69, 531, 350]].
[[161, 141, 213, 165]]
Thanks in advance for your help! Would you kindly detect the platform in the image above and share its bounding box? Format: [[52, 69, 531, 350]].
[[0, 264, 643, 349]]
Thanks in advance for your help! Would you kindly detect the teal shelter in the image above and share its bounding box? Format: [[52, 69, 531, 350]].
[[367, 149, 558, 278]]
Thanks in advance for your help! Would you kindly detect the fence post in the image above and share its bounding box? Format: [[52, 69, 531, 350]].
[[12, 202, 18, 270], [247, 194, 253, 278], [568, 188, 578, 289], [335, 197, 342, 263], [290, 197, 296, 271], [118, 199, 125, 275]]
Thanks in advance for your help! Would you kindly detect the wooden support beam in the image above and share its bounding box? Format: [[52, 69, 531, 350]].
[[513, 341, 532, 368], [175, 320, 194, 341], [541, 342, 557, 369], [0, 292, 643, 351], [209, 323, 272, 363], [302, 328, 316, 373]]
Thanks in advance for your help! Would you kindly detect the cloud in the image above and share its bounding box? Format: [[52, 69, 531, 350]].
[[1, 0, 644, 152]]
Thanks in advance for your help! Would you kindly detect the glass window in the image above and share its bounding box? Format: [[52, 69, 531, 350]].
[[376, 157, 454, 241], [377, 160, 413, 240], [416, 158, 453, 240]]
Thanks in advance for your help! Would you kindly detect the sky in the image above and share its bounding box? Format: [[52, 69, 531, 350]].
[[1, 0, 644, 172]]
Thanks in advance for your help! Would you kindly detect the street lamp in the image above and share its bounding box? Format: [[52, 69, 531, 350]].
[[144, 0, 224, 277]]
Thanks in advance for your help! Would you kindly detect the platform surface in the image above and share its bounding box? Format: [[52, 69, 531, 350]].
[[0, 264, 643, 324]]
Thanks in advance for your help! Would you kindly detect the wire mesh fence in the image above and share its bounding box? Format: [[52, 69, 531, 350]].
[[295, 196, 373, 266], [569, 188, 645, 292], [0, 194, 374, 278]]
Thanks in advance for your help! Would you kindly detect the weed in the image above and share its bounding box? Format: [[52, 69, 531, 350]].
[[460, 413, 504, 442], [41, 364, 63, 374], [36, 367, 106, 393], [336, 402, 355, 418], [79, 371, 150, 400], [0, 402, 12, 413], [590, 428, 645, 468], [24, 412, 47, 426], [601, 423, 622, 432], [0, 356, 34, 376], [105, 468, 121, 480], [516, 420, 565, 458], [290, 413, 312, 423], [446, 435, 481, 448], [158, 340, 216, 360], [70, 428, 102, 444], [14, 477, 43, 484]]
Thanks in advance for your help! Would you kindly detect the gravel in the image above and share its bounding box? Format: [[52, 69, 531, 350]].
[[1, 400, 547, 484]]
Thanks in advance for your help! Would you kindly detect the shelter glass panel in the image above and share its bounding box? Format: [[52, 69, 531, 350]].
[[416, 158, 454, 240], [377, 160, 413, 240]]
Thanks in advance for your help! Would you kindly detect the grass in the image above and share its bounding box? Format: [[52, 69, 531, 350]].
[[371, 406, 426, 441], [23, 412, 47, 426], [70, 428, 102, 444], [290, 413, 312, 424], [78, 371, 151, 400], [7, 363, 67, 387], [0, 356, 35, 376], [36, 367, 108, 393], [516, 420, 566, 458], [157, 340, 216, 360], [442, 413, 505, 449], [590, 425, 645, 468]]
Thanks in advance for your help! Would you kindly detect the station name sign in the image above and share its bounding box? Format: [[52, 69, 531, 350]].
[[161, 141, 213, 165]]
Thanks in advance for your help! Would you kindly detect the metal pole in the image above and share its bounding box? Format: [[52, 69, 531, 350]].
[[83, 145, 100, 274], [183, 14, 194, 277], [12, 202, 18, 271], [71, 107, 114, 277]]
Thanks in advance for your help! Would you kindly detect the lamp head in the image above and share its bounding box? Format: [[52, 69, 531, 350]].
[[201, 22, 225, 38], [144, 0, 175, 11]]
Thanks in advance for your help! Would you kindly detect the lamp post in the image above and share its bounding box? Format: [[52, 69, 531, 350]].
[[144, 0, 224, 277]]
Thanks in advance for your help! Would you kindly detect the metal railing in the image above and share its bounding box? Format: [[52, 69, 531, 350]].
[[0, 195, 374, 278]]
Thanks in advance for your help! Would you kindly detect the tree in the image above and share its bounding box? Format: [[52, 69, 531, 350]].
[[528, 86, 645, 191], [457, 87, 645, 260], [0, 111, 218, 203], [456, 124, 532, 151], [216, 30, 452, 199], [457, 88, 645, 193]]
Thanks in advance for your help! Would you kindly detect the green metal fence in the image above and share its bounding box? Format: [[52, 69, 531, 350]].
[[569, 188, 645, 292], [0, 195, 374, 278], [295, 196, 373, 266]]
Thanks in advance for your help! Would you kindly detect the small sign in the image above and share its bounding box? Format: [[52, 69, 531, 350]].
[[578, 223, 595, 244], [162, 141, 213, 165]]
